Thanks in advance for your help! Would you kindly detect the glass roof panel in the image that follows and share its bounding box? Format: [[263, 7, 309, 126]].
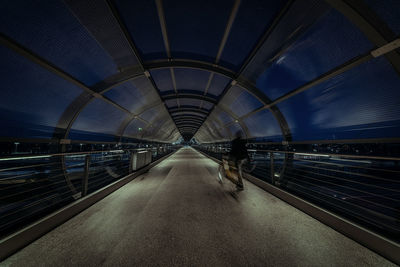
[[255, 9, 373, 100], [165, 99, 178, 108], [0, 0, 118, 86], [202, 102, 214, 110], [178, 98, 202, 107], [241, 0, 330, 83], [113, 0, 166, 61], [164, 0, 232, 62], [220, 0, 288, 71], [173, 111, 206, 118], [151, 69, 174, 92], [207, 73, 231, 96], [104, 77, 159, 114], [364, 0, 400, 35], [174, 68, 210, 92]]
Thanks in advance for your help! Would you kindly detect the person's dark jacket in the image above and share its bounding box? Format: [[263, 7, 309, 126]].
[[230, 137, 248, 161]]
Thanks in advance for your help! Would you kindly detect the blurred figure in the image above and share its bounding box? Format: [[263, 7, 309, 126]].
[[230, 131, 248, 190]]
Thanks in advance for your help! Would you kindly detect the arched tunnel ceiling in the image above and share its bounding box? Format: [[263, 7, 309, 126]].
[[0, 0, 400, 143]]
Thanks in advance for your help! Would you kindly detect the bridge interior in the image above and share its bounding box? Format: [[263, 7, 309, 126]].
[[2, 148, 394, 266], [0, 0, 400, 265]]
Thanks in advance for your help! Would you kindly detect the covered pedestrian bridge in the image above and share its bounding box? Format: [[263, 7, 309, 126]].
[[0, 0, 399, 265]]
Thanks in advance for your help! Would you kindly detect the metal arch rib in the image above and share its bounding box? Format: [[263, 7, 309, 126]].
[[176, 122, 202, 127], [169, 107, 209, 116], [143, 59, 292, 140], [174, 119, 204, 125], [172, 115, 206, 121], [117, 101, 164, 142], [162, 93, 217, 104]]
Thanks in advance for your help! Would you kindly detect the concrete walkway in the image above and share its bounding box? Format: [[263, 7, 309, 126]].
[[2, 147, 395, 266]]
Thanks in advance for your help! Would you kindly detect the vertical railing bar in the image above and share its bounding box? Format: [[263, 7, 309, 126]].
[[270, 152, 275, 185], [82, 154, 90, 197]]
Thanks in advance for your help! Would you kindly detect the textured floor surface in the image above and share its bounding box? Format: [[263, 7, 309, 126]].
[[1, 147, 395, 266]]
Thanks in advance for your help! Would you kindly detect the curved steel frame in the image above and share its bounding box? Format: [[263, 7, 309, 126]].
[[169, 107, 209, 116], [2, 0, 400, 208], [175, 121, 202, 126], [4, 0, 399, 145], [162, 93, 217, 104], [174, 117, 204, 123], [172, 115, 206, 121]]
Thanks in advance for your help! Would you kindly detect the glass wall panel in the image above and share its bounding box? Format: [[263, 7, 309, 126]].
[[244, 109, 283, 141], [139, 105, 164, 122], [0, 45, 82, 139], [213, 109, 233, 125], [123, 119, 147, 138], [227, 123, 244, 139], [69, 99, 128, 141], [220, 86, 262, 117], [277, 57, 400, 141]]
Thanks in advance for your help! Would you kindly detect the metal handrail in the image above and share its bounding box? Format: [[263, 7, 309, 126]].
[[248, 149, 400, 161], [0, 145, 178, 239], [194, 145, 400, 244], [0, 148, 154, 161], [195, 145, 400, 161]]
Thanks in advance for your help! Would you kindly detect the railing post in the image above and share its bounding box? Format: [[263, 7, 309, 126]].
[[129, 150, 134, 173], [82, 155, 90, 197], [270, 152, 275, 185]]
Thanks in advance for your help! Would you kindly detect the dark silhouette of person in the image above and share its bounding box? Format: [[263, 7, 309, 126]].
[[230, 131, 248, 190]]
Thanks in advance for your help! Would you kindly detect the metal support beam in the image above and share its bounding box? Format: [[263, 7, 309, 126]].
[[106, 0, 181, 140], [172, 115, 205, 121], [162, 92, 217, 104], [176, 124, 202, 129], [117, 101, 164, 142], [215, 0, 241, 63], [324, 0, 400, 75], [169, 107, 209, 116], [214, 105, 250, 139]]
